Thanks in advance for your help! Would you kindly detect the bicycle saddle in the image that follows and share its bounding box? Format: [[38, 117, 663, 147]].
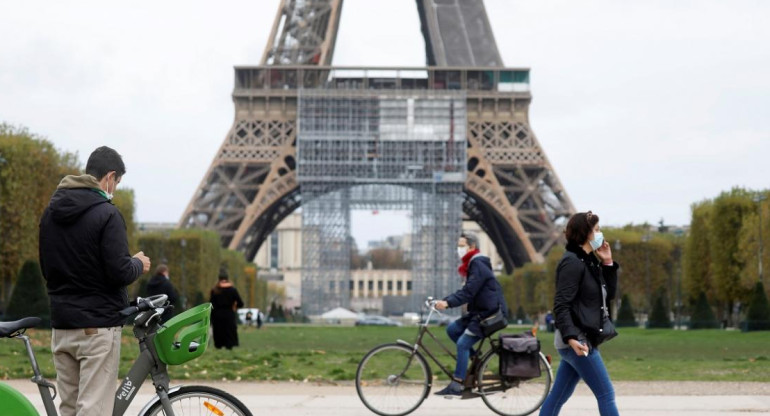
[[0, 317, 42, 337]]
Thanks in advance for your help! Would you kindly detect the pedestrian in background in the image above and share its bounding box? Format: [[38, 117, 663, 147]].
[[146, 264, 179, 323], [539, 211, 619, 416], [209, 268, 244, 349]]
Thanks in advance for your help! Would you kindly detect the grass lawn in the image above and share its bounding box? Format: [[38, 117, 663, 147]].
[[1, 325, 768, 382]]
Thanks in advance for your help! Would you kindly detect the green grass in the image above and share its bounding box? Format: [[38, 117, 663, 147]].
[[1, 325, 768, 382]]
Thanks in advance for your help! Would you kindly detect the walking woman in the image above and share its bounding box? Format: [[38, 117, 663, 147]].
[[539, 211, 620, 416], [209, 268, 244, 349]]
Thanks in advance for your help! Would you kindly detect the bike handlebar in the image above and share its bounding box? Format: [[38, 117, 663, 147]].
[[119, 295, 169, 317]]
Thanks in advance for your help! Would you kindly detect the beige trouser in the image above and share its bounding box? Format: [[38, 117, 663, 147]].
[[51, 326, 121, 416]]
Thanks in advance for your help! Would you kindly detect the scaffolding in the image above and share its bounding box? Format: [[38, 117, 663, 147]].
[[297, 89, 467, 315]]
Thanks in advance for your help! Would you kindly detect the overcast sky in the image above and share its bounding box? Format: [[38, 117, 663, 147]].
[[1, 0, 769, 247]]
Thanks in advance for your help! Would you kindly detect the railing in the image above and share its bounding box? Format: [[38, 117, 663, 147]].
[[233, 65, 530, 93]]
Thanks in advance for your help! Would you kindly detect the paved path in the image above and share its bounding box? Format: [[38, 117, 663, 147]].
[[6, 380, 770, 415]]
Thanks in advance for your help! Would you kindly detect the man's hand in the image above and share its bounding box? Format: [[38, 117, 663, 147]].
[[133, 251, 151, 274], [435, 300, 449, 310]]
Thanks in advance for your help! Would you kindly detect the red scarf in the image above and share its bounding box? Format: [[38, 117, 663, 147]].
[[457, 248, 480, 278]]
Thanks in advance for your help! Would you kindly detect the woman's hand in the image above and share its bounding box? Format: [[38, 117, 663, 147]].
[[435, 300, 448, 310], [568, 339, 589, 357], [596, 241, 613, 264]]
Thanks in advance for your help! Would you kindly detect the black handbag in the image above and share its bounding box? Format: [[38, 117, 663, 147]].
[[480, 307, 507, 337], [594, 269, 618, 345]]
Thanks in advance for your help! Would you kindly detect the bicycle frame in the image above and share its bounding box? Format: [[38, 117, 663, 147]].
[[396, 304, 491, 387], [113, 309, 175, 416]]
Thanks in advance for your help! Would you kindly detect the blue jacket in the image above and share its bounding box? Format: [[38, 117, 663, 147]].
[[444, 254, 507, 336]]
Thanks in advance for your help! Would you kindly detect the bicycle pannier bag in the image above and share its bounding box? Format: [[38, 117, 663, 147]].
[[499, 333, 541, 379]]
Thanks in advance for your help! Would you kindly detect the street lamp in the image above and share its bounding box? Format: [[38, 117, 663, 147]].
[[754, 194, 767, 286]]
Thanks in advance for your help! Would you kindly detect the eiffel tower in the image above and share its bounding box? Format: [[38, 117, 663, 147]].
[[180, 0, 575, 313]]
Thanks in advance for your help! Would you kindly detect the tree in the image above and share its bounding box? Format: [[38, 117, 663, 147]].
[[268, 301, 278, 321], [368, 248, 410, 269], [709, 189, 754, 325], [736, 191, 770, 291], [648, 291, 672, 328], [5, 260, 50, 327], [615, 294, 637, 327], [684, 202, 713, 303], [744, 282, 770, 331], [689, 291, 719, 329], [0, 124, 79, 305], [515, 305, 527, 322]]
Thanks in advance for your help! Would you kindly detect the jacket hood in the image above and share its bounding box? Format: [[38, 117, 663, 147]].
[[48, 174, 109, 224], [470, 254, 493, 269]]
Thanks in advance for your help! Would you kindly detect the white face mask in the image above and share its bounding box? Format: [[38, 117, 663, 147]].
[[105, 175, 116, 200], [457, 246, 469, 259], [589, 231, 604, 251]]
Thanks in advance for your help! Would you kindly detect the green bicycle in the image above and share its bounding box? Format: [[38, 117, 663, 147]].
[[0, 294, 252, 416]]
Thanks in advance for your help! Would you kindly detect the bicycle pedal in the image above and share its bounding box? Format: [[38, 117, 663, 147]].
[[459, 389, 480, 400]]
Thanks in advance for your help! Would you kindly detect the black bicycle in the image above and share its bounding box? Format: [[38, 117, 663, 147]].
[[355, 297, 552, 416]]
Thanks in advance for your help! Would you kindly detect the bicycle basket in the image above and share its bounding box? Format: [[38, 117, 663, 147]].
[[153, 303, 211, 365]]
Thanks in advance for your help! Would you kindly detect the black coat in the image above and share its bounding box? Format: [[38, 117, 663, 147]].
[[39, 175, 143, 329], [210, 284, 244, 349], [146, 274, 179, 323], [444, 255, 507, 336], [554, 243, 618, 346]]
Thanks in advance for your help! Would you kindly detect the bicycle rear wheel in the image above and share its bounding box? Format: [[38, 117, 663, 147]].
[[355, 343, 431, 416], [477, 351, 552, 416], [140, 385, 252, 416]]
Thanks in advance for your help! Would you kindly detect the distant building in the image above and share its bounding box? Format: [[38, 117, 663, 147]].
[[253, 212, 505, 314]]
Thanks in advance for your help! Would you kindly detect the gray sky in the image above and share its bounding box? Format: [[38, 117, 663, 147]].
[[2, 0, 769, 246]]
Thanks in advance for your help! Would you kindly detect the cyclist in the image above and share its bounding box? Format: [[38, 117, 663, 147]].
[[39, 146, 151, 416], [435, 231, 508, 397]]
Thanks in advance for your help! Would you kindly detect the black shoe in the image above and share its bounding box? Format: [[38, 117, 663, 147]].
[[434, 381, 463, 398]]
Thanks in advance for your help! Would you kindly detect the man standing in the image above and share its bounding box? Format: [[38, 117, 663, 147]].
[[434, 231, 508, 397], [146, 264, 179, 323], [39, 146, 150, 416]]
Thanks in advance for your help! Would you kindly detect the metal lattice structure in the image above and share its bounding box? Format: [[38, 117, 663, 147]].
[[179, 1, 576, 313], [296, 90, 466, 315]]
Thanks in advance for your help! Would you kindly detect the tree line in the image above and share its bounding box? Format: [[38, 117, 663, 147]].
[[0, 124, 268, 322], [500, 188, 770, 329]]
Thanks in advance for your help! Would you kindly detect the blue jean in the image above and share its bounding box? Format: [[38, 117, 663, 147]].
[[446, 319, 481, 380], [539, 346, 619, 416]]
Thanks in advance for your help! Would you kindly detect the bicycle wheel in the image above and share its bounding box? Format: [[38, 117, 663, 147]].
[[477, 351, 552, 416], [355, 343, 432, 416], [140, 385, 252, 416]]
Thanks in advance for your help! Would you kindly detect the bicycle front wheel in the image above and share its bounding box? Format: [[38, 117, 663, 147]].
[[477, 351, 552, 416], [355, 343, 432, 416], [140, 385, 252, 416]]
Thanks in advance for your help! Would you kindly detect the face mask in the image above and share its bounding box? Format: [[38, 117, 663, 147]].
[[457, 246, 469, 259], [589, 231, 604, 251], [105, 175, 116, 200]]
